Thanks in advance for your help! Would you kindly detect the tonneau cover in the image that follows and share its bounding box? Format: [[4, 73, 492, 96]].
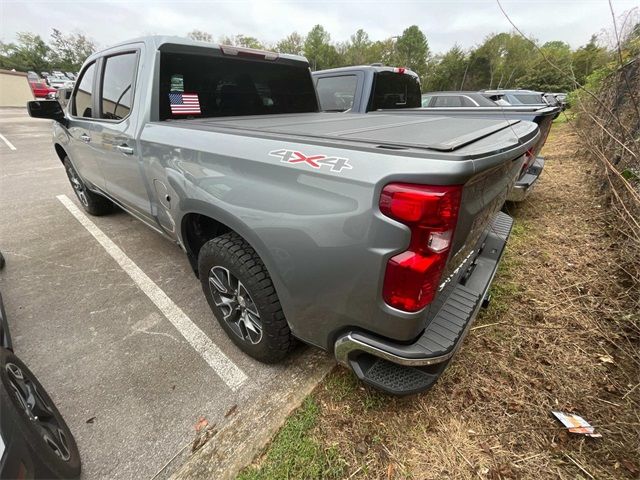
[[166, 112, 537, 157]]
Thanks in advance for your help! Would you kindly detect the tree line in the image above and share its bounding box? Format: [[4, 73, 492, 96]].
[[0, 29, 96, 73], [189, 25, 617, 93], [0, 24, 623, 93]]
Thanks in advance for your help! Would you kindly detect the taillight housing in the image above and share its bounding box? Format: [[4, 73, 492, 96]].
[[521, 148, 535, 174], [380, 183, 462, 312]]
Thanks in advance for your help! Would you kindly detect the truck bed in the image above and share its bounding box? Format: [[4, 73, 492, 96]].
[[162, 112, 539, 161]]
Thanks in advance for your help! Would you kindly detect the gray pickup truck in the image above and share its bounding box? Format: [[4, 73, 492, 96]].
[[28, 36, 539, 395], [312, 65, 559, 201]]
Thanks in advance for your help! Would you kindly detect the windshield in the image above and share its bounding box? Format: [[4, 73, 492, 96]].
[[368, 71, 421, 111]]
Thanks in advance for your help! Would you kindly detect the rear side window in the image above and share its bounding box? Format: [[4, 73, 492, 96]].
[[514, 93, 543, 104], [433, 95, 463, 107], [73, 62, 96, 118], [316, 75, 358, 112], [100, 52, 137, 120], [421, 95, 433, 107], [159, 51, 318, 120], [369, 71, 421, 111]]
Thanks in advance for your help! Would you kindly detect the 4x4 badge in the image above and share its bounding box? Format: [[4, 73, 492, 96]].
[[269, 149, 353, 173]]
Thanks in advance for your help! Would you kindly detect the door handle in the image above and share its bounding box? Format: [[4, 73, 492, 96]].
[[116, 144, 134, 155], [80, 133, 91, 143]]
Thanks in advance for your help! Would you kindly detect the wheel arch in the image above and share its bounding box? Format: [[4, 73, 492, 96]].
[[54, 143, 67, 163]]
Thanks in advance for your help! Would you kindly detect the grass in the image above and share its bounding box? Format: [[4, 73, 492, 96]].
[[237, 398, 347, 480], [240, 122, 640, 479]]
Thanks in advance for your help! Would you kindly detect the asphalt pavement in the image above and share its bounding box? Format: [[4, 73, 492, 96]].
[[0, 107, 334, 479]]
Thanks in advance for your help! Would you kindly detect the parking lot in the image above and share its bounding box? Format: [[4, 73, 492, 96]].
[[0, 107, 334, 479]]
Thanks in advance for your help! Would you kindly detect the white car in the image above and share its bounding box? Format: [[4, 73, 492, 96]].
[[46, 75, 74, 89]]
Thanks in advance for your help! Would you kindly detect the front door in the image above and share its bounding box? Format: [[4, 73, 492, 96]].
[[66, 61, 103, 189]]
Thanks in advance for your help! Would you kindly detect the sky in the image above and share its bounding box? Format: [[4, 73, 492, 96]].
[[1, 0, 638, 54]]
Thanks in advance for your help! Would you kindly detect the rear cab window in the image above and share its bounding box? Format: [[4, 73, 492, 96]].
[[100, 52, 138, 120], [316, 75, 358, 112], [72, 62, 96, 118], [158, 50, 318, 120], [368, 71, 421, 111]]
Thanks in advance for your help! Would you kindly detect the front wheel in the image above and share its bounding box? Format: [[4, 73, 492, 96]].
[[63, 157, 113, 216], [198, 232, 295, 363]]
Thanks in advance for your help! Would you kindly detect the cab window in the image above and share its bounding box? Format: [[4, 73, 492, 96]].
[[316, 75, 358, 112], [72, 62, 96, 118], [100, 52, 138, 120]]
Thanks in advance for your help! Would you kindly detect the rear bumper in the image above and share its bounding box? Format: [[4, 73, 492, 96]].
[[507, 156, 545, 202], [334, 212, 513, 395]]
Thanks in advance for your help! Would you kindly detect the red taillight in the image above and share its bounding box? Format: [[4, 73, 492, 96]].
[[521, 147, 535, 174], [380, 183, 462, 312], [393, 67, 406, 74]]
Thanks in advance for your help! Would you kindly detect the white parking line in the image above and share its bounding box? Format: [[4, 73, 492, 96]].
[[0, 132, 16, 150], [56, 194, 248, 391]]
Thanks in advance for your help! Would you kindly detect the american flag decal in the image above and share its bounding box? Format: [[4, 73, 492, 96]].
[[169, 92, 201, 115]]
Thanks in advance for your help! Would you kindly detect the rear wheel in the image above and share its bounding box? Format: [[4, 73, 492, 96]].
[[0, 348, 81, 478], [198, 232, 295, 363], [63, 156, 113, 215]]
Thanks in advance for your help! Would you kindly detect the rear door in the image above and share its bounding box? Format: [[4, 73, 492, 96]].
[[92, 47, 154, 223]]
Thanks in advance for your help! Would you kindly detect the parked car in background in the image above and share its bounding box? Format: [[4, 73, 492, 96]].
[[313, 66, 558, 202], [482, 89, 548, 106], [544, 92, 567, 109], [28, 36, 540, 395], [27, 71, 39, 82], [29, 79, 56, 98], [65, 72, 76, 81], [421, 91, 501, 107], [40, 72, 50, 80], [0, 254, 81, 478], [47, 86, 72, 108], [46, 75, 74, 89]]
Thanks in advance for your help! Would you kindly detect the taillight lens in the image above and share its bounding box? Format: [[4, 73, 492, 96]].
[[380, 183, 462, 312]]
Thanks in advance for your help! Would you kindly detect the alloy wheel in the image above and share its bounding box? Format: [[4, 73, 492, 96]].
[[6, 362, 71, 461], [67, 165, 88, 207], [208, 266, 263, 344]]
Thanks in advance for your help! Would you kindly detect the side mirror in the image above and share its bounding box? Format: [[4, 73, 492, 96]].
[[27, 100, 66, 124]]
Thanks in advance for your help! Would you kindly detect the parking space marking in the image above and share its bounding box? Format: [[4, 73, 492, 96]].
[[56, 194, 248, 391], [0, 132, 17, 150]]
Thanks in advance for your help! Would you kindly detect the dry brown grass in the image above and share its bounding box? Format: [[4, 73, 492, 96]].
[[308, 123, 640, 480]]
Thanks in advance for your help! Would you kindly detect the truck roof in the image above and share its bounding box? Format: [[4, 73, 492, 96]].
[[85, 35, 309, 66], [312, 65, 420, 78]]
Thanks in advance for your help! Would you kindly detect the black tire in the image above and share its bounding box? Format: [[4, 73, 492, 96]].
[[198, 232, 295, 363], [63, 157, 113, 216], [0, 348, 81, 478]]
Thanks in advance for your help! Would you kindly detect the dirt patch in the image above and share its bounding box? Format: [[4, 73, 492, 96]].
[[241, 122, 639, 480]]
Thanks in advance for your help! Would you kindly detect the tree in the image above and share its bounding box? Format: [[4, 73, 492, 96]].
[[276, 32, 305, 55], [572, 35, 608, 84], [344, 29, 372, 65], [187, 30, 213, 42], [423, 45, 467, 91], [49, 29, 96, 71], [394, 25, 429, 77], [217, 34, 264, 49], [516, 41, 574, 91], [367, 38, 397, 65], [0, 32, 51, 72], [303, 25, 340, 70]]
